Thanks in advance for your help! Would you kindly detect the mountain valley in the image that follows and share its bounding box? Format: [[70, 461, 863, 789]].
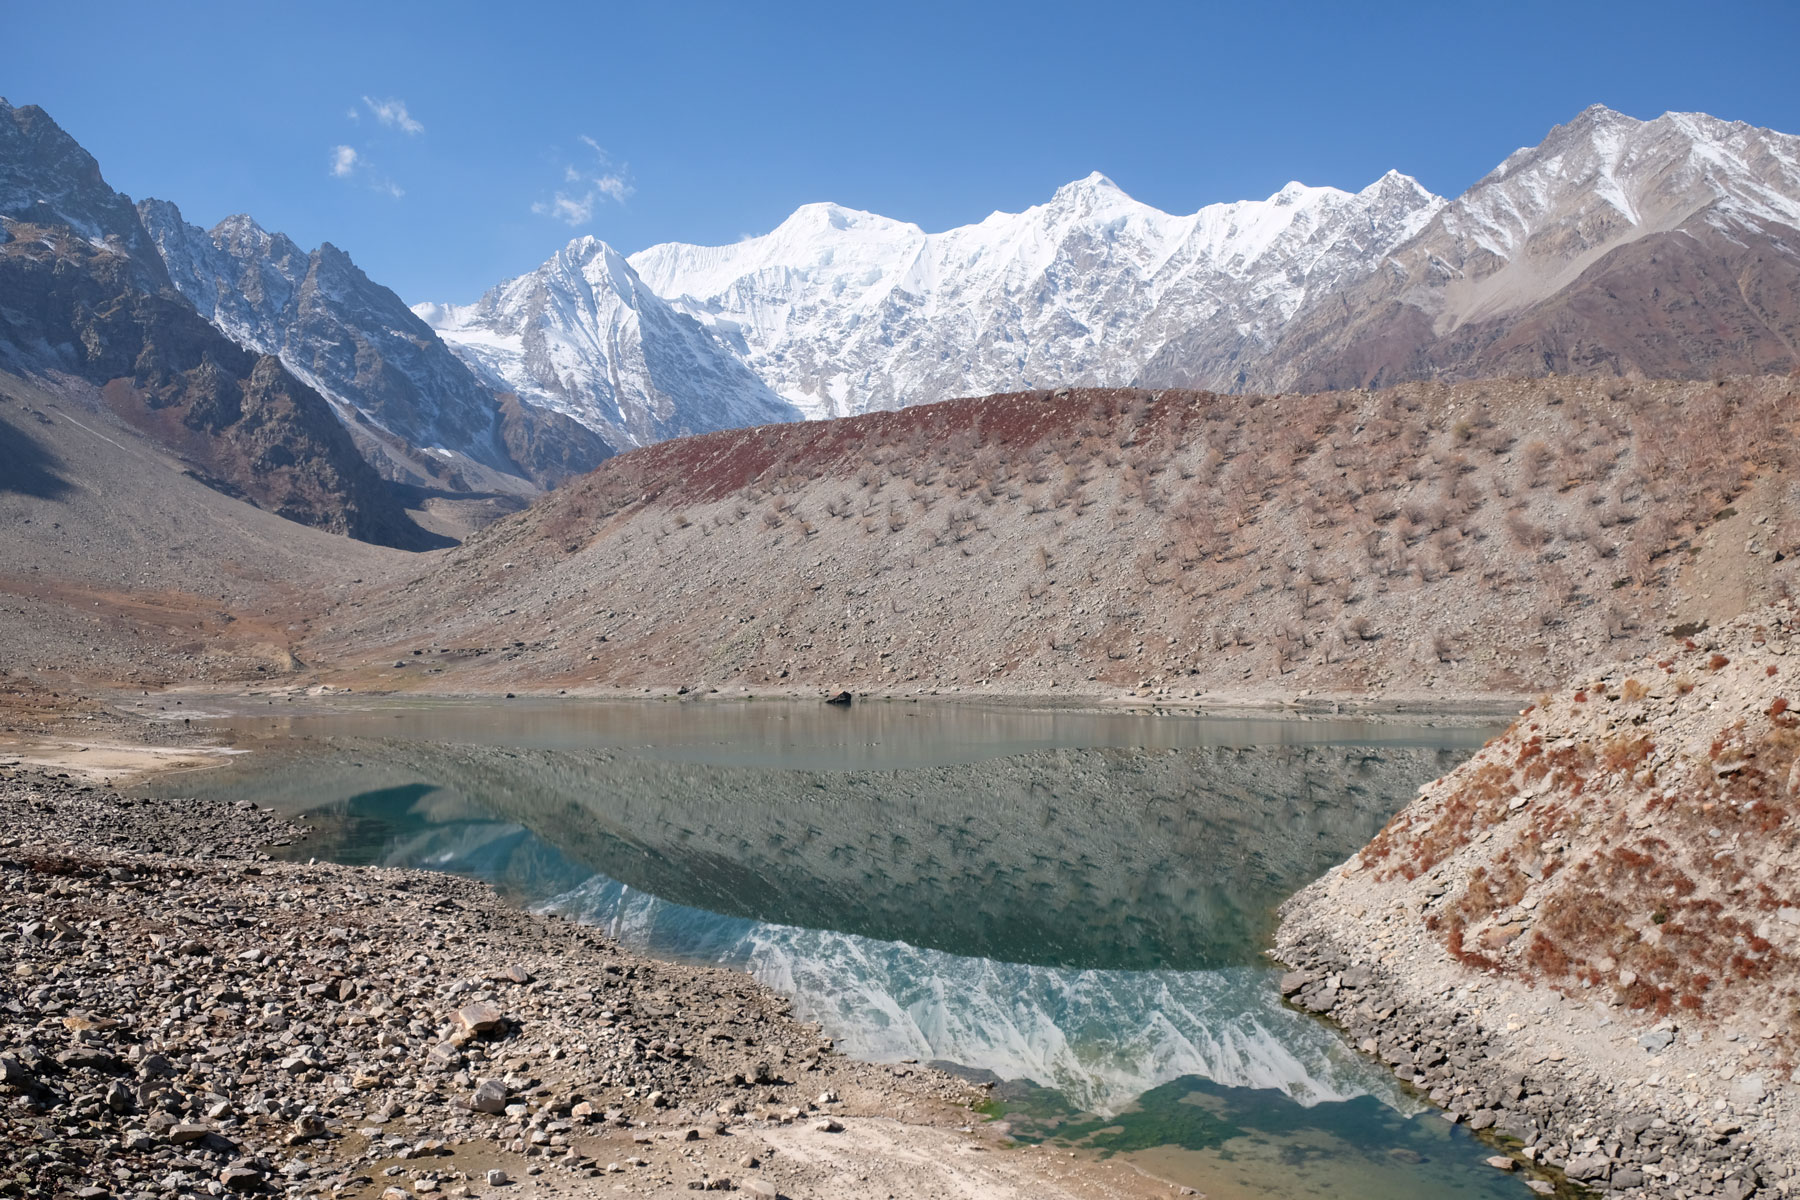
[[9, 84, 1800, 1200]]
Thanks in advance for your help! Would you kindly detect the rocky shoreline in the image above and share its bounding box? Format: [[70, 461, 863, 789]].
[[1276, 891, 1790, 1200], [1, 768, 1092, 1200]]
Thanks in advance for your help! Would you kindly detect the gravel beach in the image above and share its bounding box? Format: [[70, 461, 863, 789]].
[[0, 767, 1176, 1200]]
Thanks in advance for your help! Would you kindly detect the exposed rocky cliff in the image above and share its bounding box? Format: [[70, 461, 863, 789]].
[[0, 221, 437, 549], [137, 201, 612, 491]]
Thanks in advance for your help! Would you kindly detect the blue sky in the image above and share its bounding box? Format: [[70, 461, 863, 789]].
[[10, 0, 1800, 303]]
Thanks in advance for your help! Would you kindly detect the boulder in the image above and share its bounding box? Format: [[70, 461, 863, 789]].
[[454, 1001, 504, 1035], [426, 1042, 463, 1072], [468, 1079, 508, 1115], [219, 1168, 264, 1193], [1730, 1073, 1767, 1105], [1563, 1153, 1610, 1182], [0, 1055, 39, 1089]]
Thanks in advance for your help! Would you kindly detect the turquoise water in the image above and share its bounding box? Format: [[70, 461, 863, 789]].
[[159, 699, 1535, 1198]]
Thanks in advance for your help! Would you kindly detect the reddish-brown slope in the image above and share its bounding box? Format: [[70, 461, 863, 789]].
[[318, 376, 1800, 701]]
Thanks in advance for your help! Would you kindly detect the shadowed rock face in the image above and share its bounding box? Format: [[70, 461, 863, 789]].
[[0, 99, 171, 295], [137, 201, 615, 491], [0, 224, 443, 549], [178, 736, 1469, 969]]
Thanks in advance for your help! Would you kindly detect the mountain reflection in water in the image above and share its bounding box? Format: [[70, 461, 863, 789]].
[[161, 703, 1491, 1117]]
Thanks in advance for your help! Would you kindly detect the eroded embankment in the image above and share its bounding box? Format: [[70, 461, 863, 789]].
[[1277, 604, 1800, 1198]]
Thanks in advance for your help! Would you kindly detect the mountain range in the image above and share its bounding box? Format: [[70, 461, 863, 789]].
[[617, 105, 1800, 412], [3, 98, 1798, 549]]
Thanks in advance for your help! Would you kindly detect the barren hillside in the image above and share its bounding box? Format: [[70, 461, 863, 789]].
[[0, 368, 406, 695], [319, 375, 1800, 701], [1273, 605, 1800, 1192], [1345, 604, 1800, 1038]]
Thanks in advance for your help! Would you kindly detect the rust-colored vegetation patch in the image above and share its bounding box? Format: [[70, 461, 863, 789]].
[[1355, 608, 1800, 1054], [321, 375, 1800, 699]]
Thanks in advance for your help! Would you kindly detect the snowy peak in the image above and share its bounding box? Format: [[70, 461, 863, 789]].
[[1453, 106, 1800, 260], [1048, 170, 1133, 212], [418, 233, 799, 448], [1394, 105, 1800, 335], [626, 167, 1445, 414]]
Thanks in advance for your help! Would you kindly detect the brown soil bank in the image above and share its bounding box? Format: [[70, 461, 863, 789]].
[[1276, 603, 1800, 1197], [316, 375, 1800, 703]]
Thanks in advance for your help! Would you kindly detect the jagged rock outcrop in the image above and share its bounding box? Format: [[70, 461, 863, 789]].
[[0, 222, 440, 549], [0, 96, 170, 295], [137, 200, 613, 491]]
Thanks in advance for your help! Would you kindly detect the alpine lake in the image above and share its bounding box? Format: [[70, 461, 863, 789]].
[[148, 696, 1541, 1199]]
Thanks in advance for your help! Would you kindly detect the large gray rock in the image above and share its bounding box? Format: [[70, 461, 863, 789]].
[[455, 1001, 504, 1035], [1730, 1073, 1767, 1105], [468, 1079, 507, 1115], [1562, 1153, 1610, 1182]]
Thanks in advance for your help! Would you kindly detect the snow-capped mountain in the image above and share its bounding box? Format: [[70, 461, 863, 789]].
[[136, 201, 611, 491], [1263, 105, 1800, 389], [414, 237, 799, 449], [628, 170, 1444, 416], [416, 105, 1800, 439]]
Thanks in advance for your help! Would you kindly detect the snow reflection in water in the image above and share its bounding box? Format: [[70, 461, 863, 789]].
[[540, 873, 1404, 1117]]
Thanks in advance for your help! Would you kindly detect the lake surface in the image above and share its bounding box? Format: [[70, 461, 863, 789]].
[[157, 697, 1532, 1198]]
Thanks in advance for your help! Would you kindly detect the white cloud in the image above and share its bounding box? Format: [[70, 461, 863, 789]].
[[362, 96, 423, 135], [328, 144, 402, 199], [533, 137, 634, 226], [534, 193, 595, 225]]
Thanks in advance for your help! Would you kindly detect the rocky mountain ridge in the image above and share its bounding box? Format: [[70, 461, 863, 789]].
[[0, 100, 444, 549], [627, 170, 1443, 417], [1266, 105, 1800, 390], [136, 201, 613, 492]]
